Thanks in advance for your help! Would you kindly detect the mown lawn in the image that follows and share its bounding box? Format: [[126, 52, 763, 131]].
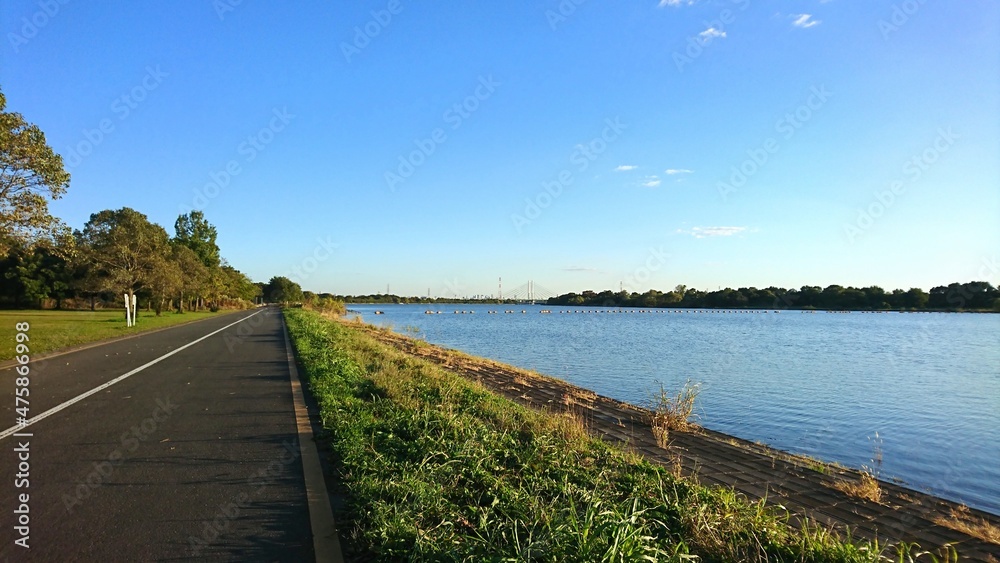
[[0, 309, 220, 360], [284, 308, 910, 562]]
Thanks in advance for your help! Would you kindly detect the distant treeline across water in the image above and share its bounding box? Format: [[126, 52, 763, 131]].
[[547, 282, 999, 312], [342, 281, 999, 312]]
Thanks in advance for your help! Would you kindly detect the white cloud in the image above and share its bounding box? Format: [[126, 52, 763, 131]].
[[658, 0, 698, 7], [664, 168, 693, 175], [615, 165, 638, 172], [641, 176, 661, 188], [679, 226, 747, 238], [791, 14, 820, 28], [699, 27, 727, 40]]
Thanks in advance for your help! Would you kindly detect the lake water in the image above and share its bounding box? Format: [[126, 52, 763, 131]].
[[348, 303, 1000, 516]]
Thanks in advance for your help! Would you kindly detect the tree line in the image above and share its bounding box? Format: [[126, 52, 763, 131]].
[[548, 283, 1000, 312], [262, 276, 346, 315], [1, 209, 262, 313], [0, 86, 345, 315]]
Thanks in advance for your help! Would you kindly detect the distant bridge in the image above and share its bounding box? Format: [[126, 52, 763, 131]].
[[502, 281, 557, 303]]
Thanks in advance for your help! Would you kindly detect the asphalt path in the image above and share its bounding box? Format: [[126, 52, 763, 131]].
[[0, 306, 325, 561]]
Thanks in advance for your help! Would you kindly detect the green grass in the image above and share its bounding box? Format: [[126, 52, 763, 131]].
[[285, 308, 919, 562], [0, 309, 220, 360]]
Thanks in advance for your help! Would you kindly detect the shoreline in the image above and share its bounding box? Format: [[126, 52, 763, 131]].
[[348, 319, 1000, 560]]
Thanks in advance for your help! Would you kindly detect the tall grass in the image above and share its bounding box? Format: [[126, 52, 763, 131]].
[[649, 380, 700, 448], [285, 309, 922, 562], [833, 433, 883, 504]]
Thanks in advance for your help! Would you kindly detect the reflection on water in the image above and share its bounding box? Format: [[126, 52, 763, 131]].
[[351, 303, 1000, 515]]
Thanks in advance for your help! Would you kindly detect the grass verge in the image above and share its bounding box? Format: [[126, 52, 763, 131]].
[[0, 309, 219, 360], [285, 308, 907, 562]]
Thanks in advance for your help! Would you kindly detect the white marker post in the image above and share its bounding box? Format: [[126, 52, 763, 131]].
[[132, 294, 137, 326], [124, 293, 132, 327]]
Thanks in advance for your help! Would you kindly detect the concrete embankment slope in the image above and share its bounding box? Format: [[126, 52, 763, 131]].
[[361, 325, 1000, 562]]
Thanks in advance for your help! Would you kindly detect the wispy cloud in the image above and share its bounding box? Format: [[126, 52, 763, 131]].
[[791, 14, 820, 28], [642, 176, 661, 188], [664, 168, 693, 175], [615, 165, 638, 172], [699, 27, 727, 40], [658, 0, 698, 7], [562, 266, 601, 273], [678, 226, 747, 238]]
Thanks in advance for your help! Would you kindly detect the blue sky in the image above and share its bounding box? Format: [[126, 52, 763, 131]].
[[2, 1, 998, 297]]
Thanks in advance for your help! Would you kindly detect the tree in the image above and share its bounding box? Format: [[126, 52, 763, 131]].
[[0, 88, 71, 254], [70, 256, 106, 311], [264, 276, 303, 304], [861, 286, 888, 309], [682, 287, 704, 307], [199, 263, 257, 309], [219, 265, 260, 305], [315, 294, 346, 315], [147, 252, 183, 316], [902, 287, 928, 310], [663, 289, 682, 306], [962, 281, 998, 310], [170, 244, 207, 312], [302, 290, 318, 308], [77, 208, 172, 313], [840, 288, 869, 309], [174, 211, 220, 269], [1, 241, 72, 307], [818, 285, 845, 309], [798, 286, 821, 309], [642, 289, 663, 307]]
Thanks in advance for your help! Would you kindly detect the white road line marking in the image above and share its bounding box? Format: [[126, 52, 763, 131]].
[[0, 309, 266, 441]]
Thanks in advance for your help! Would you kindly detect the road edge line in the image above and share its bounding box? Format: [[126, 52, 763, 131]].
[[0, 309, 265, 441], [281, 312, 344, 563]]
